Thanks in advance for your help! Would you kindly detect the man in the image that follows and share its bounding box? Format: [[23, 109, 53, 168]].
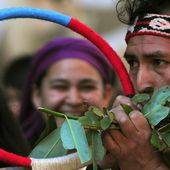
[[102, 0, 170, 169]]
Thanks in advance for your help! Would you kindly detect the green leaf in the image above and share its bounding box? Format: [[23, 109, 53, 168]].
[[90, 131, 105, 170], [89, 106, 104, 117], [85, 111, 101, 128], [89, 131, 97, 170], [91, 131, 105, 170], [29, 128, 67, 158], [160, 132, 170, 147], [145, 105, 170, 126], [158, 123, 170, 133], [92, 131, 105, 163], [143, 86, 170, 114], [60, 119, 91, 163], [78, 115, 92, 126], [156, 124, 170, 150], [107, 111, 115, 122], [78, 112, 100, 130], [142, 86, 170, 126], [132, 93, 150, 103], [100, 117, 112, 130], [150, 129, 167, 151], [121, 104, 133, 115]]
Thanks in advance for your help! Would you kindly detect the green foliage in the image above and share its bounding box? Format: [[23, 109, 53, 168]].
[[29, 128, 67, 158], [81, 110, 101, 129], [145, 105, 169, 126], [60, 118, 91, 163], [142, 86, 170, 126], [100, 117, 112, 130], [89, 106, 104, 117], [91, 131, 105, 163], [132, 93, 150, 103], [121, 104, 133, 115], [133, 86, 170, 151], [150, 129, 167, 151], [32, 86, 170, 168]]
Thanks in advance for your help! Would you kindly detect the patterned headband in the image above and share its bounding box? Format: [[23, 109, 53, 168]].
[[125, 13, 170, 43]]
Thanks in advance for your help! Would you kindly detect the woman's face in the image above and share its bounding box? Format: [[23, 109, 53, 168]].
[[32, 58, 112, 126]]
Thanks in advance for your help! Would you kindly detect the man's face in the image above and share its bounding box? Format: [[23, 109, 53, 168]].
[[124, 35, 170, 95], [32, 58, 112, 126]]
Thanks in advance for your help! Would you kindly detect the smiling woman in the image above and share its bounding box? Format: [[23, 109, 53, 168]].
[[20, 37, 118, 146], [0, 6, 125, 148]]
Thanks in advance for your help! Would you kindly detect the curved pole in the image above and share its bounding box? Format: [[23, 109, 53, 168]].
[[0, 149, 91, 170], [0, 7, 134, 96], [0, 7, 135, 168]]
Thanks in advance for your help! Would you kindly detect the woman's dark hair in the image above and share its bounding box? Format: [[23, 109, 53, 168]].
[[0, 89, 30, 162], [116, 0, 170, 25]]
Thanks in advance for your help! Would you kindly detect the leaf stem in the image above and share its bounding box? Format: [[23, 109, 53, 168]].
[[83, 125, 99, 131], [38, 107, 117, 131], [38, 107, 79, 120]]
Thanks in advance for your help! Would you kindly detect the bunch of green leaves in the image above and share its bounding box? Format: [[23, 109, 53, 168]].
[[29, 86, 170, 169], [30, 106, 115, 170], [132, 86, 170, 151]]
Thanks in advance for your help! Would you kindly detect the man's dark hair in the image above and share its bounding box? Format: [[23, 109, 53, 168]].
[[116, 0, 170, 25], [3, 55, 32, 89]]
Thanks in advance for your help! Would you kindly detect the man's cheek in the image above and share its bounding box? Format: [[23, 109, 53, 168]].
[[129, 74, 137, 88]]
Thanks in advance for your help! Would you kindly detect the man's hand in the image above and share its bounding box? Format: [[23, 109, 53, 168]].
[[101, 95, 169, 170]]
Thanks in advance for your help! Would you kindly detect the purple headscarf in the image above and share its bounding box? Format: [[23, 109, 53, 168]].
[[20, 37, 114, 145], [31, 37, 113, 84]]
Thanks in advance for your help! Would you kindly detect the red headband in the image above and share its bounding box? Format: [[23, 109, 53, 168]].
[[126, 13, 170, 43]]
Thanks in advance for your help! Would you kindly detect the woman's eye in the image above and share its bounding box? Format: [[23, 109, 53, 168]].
[[80, 85, 96, 92], [52, 85, 68, 91]]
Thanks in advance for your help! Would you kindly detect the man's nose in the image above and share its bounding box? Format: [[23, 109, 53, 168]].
[[136, 65, 154, 94], [66, 87, 82, 104]]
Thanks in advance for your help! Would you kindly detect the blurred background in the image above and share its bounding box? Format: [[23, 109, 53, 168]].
[[0, 0, 128, 78]]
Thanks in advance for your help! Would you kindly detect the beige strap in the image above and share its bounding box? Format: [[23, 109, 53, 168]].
[[31, 153, 91, 170]]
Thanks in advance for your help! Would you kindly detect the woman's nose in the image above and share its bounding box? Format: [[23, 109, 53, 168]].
[[66, 87, 82, 104]]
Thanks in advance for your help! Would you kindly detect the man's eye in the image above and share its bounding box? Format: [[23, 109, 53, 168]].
[[153, 59, 166, 66], [127, 59, 139, 69]]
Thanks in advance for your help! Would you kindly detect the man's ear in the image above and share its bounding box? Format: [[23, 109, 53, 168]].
[[102, 84, 116, 108], [31, 85, 42, 108]]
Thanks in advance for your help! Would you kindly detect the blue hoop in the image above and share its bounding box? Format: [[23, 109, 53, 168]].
[[0, 7, 71, 26]]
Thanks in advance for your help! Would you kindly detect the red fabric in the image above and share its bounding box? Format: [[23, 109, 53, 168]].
[[0, 149, 31, 167], [125, 31, 170, 43], [68, 18, 135, 96], [136, 21, 150, 25]]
